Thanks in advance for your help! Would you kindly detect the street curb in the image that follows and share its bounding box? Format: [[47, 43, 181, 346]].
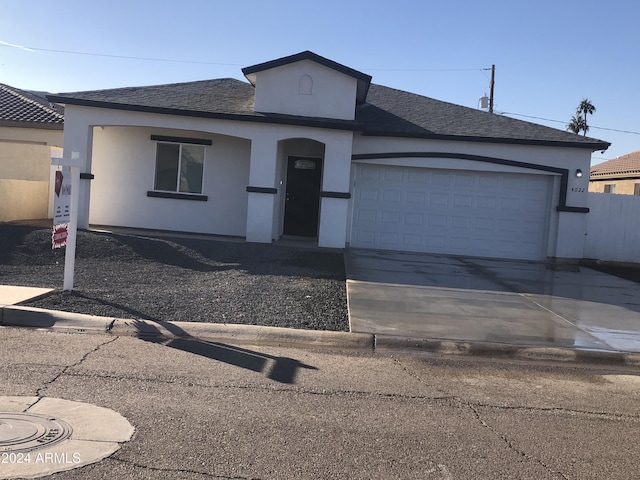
[[0, 306, 114, 333], [0, 305, 374, 351], [111, 318, 375, 351], [374, 335, 640, 367], [3, 305, 640, 365]]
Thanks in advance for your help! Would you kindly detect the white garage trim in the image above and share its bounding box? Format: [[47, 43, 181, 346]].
[[350, 164, 553, 260]]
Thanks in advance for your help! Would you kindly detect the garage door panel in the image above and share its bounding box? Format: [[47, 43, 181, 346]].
[[382, 190, 402, 202], [351, 165, 551, 260], [404, 213, 424, 226], [381, 211, 401, 224], [428, 192, 449, 206], [406, 191, 426, 204], [432, 171, 452, 186]]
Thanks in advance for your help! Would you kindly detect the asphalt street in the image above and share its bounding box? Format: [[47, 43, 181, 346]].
[[2, 327, 640, 479]]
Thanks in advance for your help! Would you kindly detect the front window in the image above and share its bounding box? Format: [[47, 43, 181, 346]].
[[604, 184, 616, 194], [154, 142, 205, 194]]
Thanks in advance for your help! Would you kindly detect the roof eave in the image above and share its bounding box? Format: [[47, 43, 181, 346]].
[[49, 97, 365, 132], [0, 119, 63, 130], [359, 130, 611, 150], [589, 172, 640, 180]]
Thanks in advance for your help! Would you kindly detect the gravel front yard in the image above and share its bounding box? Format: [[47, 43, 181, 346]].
[[0, 224, 349, 331]]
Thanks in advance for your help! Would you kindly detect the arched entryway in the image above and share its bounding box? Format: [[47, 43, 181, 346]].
[[277, 138, 326, 238]]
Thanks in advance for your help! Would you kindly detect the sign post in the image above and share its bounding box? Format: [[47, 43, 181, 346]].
[[51, 151, 82, 291]]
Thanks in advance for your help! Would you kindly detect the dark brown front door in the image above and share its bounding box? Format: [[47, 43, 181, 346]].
[[283, 157, 322, 237]]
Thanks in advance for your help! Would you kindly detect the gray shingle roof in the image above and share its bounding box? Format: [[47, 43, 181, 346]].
[[47, 76, 609, 150], [590, 150, 640, 178], [359, 84, 608, 148], [48, 78, 255, 116], [0, 83, 64, 128]]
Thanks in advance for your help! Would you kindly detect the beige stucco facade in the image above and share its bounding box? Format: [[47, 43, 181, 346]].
[[0, 127, 64, 222]]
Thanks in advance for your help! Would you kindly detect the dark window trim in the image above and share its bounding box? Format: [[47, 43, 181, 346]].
[[147, 191, 208, 201], [320, 191, 351, 199], [246, 186, 277, 194], [352, 151, 588, 212], [150, 135, 212, 145], [80, 173, 94, 180]]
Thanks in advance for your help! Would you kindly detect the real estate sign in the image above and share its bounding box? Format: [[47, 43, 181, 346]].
[[52, 166, 72, 249]]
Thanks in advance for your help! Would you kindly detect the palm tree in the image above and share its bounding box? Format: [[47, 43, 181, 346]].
[[567, 114, 585, 134], [577, 98, 596, 136]]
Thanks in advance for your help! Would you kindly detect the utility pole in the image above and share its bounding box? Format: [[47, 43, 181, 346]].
[[489, 64, 495, 113]]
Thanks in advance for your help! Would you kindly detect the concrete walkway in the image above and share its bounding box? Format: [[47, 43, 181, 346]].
[[0, 285, 53, 305], [345, 249, 640, 353]]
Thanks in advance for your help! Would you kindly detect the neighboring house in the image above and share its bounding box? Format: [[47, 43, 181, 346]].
[[48, 51, 609, 261], [0, 83, 64, 222], [589, 151, 640, 195]]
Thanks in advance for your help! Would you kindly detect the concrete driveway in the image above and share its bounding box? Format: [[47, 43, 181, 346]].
[[345, 249, 640, 353]]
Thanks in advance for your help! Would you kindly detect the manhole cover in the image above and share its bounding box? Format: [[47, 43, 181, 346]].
[[0, 412, 72, 453]]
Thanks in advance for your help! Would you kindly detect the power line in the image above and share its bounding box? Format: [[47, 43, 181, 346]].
[[1, 42, 487, 72], [364, 67, 484, 72], [5, 41, 636, 138], [499, 111, 640, 136], [0, 43, 246, 67]]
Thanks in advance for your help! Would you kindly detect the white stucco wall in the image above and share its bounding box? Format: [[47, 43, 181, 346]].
[[62, 105, 355, 245], [245, 126, 354, 245], [61, 102, 596, 259], [90, 126, 251, 236], [252, 60, 358, 120]]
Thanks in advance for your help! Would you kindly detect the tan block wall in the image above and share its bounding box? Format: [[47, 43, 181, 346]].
[[0, 142, 51, 181], [589, 179, 640, 195], [0, 142, 56, 221], [0, 179, 49, 221]]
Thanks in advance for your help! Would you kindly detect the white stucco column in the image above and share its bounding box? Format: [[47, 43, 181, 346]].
[[61, 108, 94, 229], [246, 136, 278, 243], [318, 133, 353, 248]]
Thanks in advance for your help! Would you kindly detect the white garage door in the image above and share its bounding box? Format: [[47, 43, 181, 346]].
[[350, 164, 552, 260]]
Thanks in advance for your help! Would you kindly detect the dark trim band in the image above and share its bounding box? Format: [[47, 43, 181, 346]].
[[147, 191, 208, 201], [320, 191, 351, 199], [150, 135, 212, 145], [80, 173, 94, 180], [557, 206, 589, 213], [352, 151, 586, 211], [246, 186, 277, 194]]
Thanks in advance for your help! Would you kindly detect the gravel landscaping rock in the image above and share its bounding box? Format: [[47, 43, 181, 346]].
[[0, 224, 349, 331]]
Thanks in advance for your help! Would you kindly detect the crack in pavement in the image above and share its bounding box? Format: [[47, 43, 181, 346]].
[[57, 369, 458, 401], [391, 355, 571, 479], [470, 402, 640, 422], [109, 456, 264, 479], [52, 369, 640, 424], [25, 336, 120, 408]]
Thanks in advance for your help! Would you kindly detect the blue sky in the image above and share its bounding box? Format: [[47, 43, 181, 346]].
[[1, 0, 638, 164]]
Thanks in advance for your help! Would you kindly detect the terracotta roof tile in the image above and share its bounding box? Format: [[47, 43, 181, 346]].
[[0, 83, 64, 126], [590, 150, 640, 177]]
